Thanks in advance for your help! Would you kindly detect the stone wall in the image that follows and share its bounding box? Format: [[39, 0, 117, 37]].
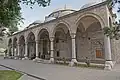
[[111, 39, 120, 63]]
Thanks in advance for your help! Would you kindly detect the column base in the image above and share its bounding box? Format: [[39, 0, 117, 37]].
[[22, 57, 28, 60], [33, 57, 41, 62], [69, 59, 77, 67], [104, 61, 113, 70], [49, 58, 54, 64], [14, 57, 18, 60]]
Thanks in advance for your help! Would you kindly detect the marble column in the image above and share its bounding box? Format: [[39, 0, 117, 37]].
[[41, 39, 43, 55], [104, 36, 113, 70], [8, 46, 11, 57], [35, 40, 39, 59], [69, 33, 77, 66], [12, 44, 14, 57], [17, 43, 20, 59], [23, 42, 28, 60], [49, 37, 54, 63], [22, 42, 28, 60]]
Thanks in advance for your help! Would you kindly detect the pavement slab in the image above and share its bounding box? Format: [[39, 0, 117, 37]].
[[0, 57, 120, 80]]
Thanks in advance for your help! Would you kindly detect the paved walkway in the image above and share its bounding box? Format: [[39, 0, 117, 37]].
[[0, 66, 9, 70], [0, 57, 120, 80]]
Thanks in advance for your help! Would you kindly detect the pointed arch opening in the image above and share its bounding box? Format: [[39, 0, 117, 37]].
[[19, 35, 25, 58], [38, 29, 50, 60], [76, 15, 104, 63], [8, 38, 12, 56], [13, 37, 17, 56], [54, 23, 72, 61], [27, 32, 36, 60]]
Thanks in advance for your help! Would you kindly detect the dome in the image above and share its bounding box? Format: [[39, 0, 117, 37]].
[[44, 17, 56, 22], [81, 0, 106, 9], [25, 20, 42, 29], [81, 2, 96, 9], [33, 20, 42, 24], [44, 6, 76, 22]]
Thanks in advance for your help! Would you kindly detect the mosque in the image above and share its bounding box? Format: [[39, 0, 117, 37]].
[[7, 0, 119, 70]]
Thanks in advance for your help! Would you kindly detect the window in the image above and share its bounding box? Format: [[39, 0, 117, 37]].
[[57, 51, 60, 57], [96, 49, 103, 58], [56, 38, 59, 43]]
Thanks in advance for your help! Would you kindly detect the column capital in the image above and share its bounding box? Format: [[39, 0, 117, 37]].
[[35, 40, 39, 43], [17, 43, 20, 46], [70, 33, 76, 39], [25, 42, 28, 45], [50, 37, 54, 42]]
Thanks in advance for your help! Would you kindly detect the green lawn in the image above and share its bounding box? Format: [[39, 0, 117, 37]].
[[0, 70, 23, 80]]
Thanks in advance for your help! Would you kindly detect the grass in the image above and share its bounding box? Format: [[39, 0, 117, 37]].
[[0, 70, 23, 80], [55, 62, 104, 70], [74, 63, 105, 70]]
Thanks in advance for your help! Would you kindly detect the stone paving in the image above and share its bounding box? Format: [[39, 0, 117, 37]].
[[0, 57, 120, 80], [18, 74, 40, 80], [0, 66, 9, 70]]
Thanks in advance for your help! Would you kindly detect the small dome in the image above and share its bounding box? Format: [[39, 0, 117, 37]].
[[44, 17, 56, 22], [33, 20, 42, 24], [25, 20, 42, 29], [81, 0, 105, 9], [45, 6, 75, 22], [81, 2, 96, 9]]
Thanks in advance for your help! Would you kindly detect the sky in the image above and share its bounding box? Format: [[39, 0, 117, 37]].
[[19, 0, 119, 30]]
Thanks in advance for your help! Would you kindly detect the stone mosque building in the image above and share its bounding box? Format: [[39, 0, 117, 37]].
[[7, 0, 119, 70]]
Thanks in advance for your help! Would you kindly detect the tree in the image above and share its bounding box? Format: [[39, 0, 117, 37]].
[[104, 0, 120, 40], [0, 0, 51, 35]]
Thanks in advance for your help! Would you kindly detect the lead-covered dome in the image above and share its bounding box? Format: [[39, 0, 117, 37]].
[[81, 0, 106, 9], [25, 20, 42, 29], [81, 2, 96, 9], [45, 7, 76, 22]]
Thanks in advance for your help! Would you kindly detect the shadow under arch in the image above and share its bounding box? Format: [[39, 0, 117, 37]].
[[27, 32, 36, 60], [53, 23, 72, 61], [76, 15, 105, 63], [37, 29, 50, 60], [19, 35, 25, 58], [8, 38, 12, 56], [13, 37, 17, 56], [76, 13, 105, 30]]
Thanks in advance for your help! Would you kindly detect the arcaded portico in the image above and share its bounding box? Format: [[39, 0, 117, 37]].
[[7, 1, 118, 70]]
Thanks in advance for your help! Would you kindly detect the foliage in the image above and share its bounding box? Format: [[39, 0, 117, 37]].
[[104, 21, 120, 40], [0, 0, 51, 35], [104, 0, 120, 39], [0, 70, 22, 80]]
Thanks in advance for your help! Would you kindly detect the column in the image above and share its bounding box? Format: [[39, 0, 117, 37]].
[[12, 44, 14, 57], [49, 37, 54, 63], [17, 43, 20, 59], [104, 36, 113, 70], [35, 40, 39, 59], [69, 33, 77, 66], [7, 46, 11, 57], [41, 39, 43, 55], [23, 42, 28, 60]]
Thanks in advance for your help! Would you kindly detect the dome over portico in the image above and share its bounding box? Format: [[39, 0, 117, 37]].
[[81, 0, 106, 9], [45, 6, 76, 22], [24, 20, 42, 29]]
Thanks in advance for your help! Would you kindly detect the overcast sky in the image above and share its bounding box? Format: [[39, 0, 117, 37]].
[[19, 0, 119, 30]]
